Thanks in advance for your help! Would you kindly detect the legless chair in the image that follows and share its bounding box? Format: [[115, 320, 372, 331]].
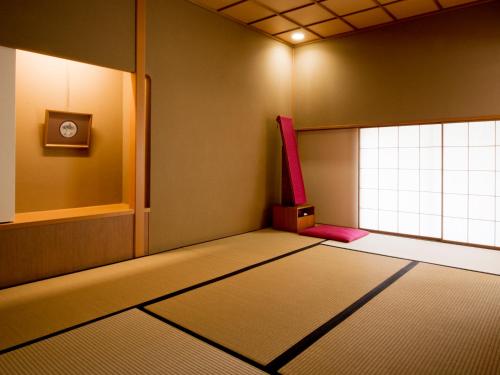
[[272, 115, 315, 233], [273, 115, 369, 243]]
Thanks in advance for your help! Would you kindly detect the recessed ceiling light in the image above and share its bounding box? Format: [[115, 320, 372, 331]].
[[291, 32, 305, 41]]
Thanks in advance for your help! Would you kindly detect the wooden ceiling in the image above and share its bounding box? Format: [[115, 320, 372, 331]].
[[189, 0, 490, 45]]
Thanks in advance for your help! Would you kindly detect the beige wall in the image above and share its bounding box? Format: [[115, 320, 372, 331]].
[[294, 2, 500, 228], [298, 129, 359, 227], [147, 0, 293, 252], [0, 47, 16, 223], [293, 1, 500, 128], [15, 50, 127, 212], [0, 0, 135, 72]]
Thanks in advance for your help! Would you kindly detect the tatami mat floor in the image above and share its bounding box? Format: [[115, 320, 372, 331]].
[[1, 229, 499, 374], [0, 309, 265, 375], [146, 246, 409, 365], [282, 262, 500, 375], [0, 229, 320, 351]]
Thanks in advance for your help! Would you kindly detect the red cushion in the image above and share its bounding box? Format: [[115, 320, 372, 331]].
[[277, 115, 307, 205], [300, 224, 369, 243]]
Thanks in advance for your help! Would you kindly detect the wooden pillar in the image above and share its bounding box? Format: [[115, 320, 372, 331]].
[[134, 0, 147, 257], [0, 46, 16, 224]]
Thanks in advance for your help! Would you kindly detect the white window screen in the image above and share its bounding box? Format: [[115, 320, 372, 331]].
[[443, 121, 498, 246], [360, 124, 442, 238], [360, 121, 500, 247]]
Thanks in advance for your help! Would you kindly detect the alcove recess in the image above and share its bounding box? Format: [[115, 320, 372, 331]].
[[0, 49, 143, 288]]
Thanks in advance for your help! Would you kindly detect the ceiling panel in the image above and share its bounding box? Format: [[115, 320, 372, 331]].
[[252, 15, 297, 34], [187, 0, 487, 46], [308, 18, 354, 37], [257, 0, 314, 12], [191, 0, 240, 10], [284, 4, 333, 25], [221, 1, 274, 23], [386, 0, 439, 19], [276, 28, 320, 44], [439, 0, 478, 7], [322, 0, 378, 16], [344, 7, 393, 28]]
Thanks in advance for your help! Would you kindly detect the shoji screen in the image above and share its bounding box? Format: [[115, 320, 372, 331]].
[[443, 121, 498, 246], [360, 120, 500, 248], [360, 124, 442, 238]]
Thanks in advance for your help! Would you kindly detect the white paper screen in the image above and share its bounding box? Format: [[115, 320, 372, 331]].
[[360, 121, 500, 247]]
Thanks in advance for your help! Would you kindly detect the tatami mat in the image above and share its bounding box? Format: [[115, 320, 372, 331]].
[[146, 245, 410, 365], [282, 263, 500, 375], [0, 309, 264, 374], [324, 233, 500, 275], [0, 229, 320, 351]]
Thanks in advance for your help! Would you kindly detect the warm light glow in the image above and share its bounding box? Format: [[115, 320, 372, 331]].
[[291, 32, 305, 42]]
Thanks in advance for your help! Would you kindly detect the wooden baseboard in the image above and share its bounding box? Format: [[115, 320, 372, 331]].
[[0, 213, 134, 289]]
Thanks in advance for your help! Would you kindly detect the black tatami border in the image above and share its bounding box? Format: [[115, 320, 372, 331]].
[[137, 260, 419, 374], [0, 240, 324, 356], [4, 236, 496, 372], [138, 307, 272, 373], [1, 242, 421, 375], [266, 260, 419, 372]]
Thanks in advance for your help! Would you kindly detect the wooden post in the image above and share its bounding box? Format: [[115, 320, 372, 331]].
[[134, 0, 147, 257]]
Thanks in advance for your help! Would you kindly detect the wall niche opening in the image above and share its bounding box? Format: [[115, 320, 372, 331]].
[[13, 49, 135, 222]]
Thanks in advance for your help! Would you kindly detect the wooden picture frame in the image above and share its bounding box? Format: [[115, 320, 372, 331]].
[[44, 110, 92, 149]]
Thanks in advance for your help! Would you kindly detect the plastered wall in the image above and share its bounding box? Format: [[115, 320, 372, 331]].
[[0, 0, 135, 72], [15, 50, 127, 212], [294, 1, 500, 227], [298, 129, 359, 228], [294, 1, 500, 128], [147, 0, 293, 252]]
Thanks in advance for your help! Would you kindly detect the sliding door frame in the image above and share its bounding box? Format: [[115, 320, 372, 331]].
[[298, 115, 500, 252], [356, 117, 500, 251]]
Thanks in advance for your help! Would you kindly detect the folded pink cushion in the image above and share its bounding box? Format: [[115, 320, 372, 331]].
[[300, 224, 369, 243]]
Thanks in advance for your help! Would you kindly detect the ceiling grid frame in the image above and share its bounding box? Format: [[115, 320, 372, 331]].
[[189, 0, 494, 46]]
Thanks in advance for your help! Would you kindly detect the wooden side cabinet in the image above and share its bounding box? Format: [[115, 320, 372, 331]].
[[272, 204, 315, 233]]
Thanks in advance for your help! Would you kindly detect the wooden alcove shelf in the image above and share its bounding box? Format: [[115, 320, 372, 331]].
[[0, 203, 137, 288], [0, 203, 134, 230]]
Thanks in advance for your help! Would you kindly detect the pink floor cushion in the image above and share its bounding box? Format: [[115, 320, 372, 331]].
[[300, 224, 369, 243]]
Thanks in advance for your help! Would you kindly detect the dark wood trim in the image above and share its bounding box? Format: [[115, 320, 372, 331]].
[[312, 0, 357, 30], [296, 0, 496, 47], [296, 114, 500, 131], [373, 0, 397, 21], [217, 0, 246, 12], [252, 0, 324, 39]]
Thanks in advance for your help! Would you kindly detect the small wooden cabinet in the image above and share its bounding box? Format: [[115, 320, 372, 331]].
[[272, 204, 315, 233]]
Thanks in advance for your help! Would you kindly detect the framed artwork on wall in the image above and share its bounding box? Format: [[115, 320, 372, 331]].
[[44, 110, 92, 148]]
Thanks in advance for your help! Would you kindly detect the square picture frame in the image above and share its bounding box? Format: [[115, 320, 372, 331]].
[[44, 110, 92, 149]]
